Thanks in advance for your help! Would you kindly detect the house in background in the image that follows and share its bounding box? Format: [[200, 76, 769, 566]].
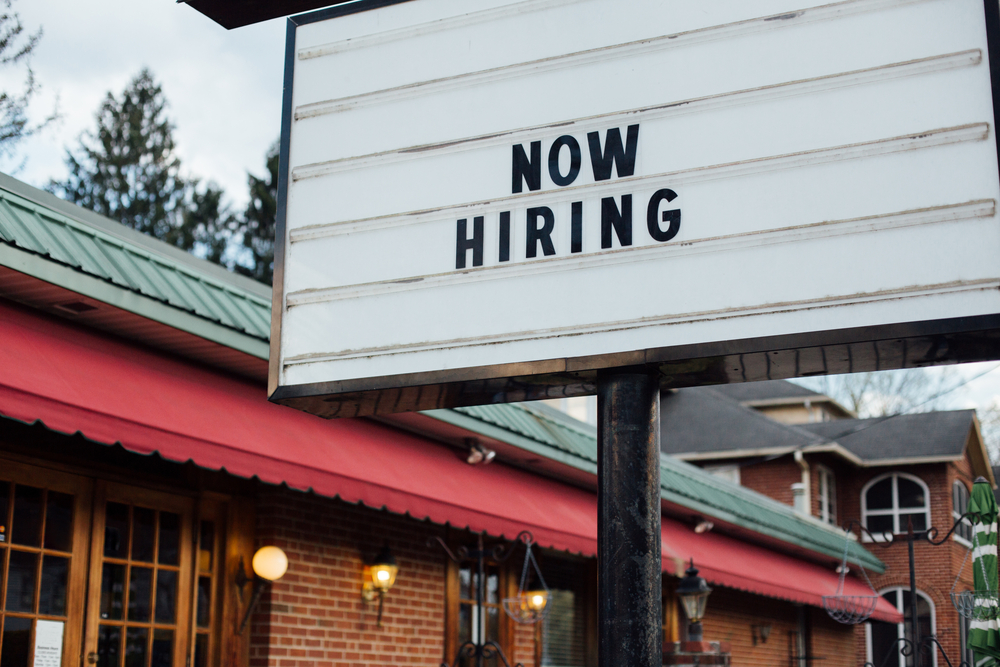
[[660, 380, 994, 666], [0, 171, 900, 667]]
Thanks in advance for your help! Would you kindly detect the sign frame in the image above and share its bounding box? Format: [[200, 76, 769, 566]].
[[268, 0, 1000, 418]]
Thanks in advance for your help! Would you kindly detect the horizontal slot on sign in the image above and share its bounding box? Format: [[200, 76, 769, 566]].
[[291, 49, 980, 182], [286, 200, 995, 307], [289, 123, 990, 242], [293, 0, 937, 121], [298, 0, 580, 59], [283, 278, 1000, 366]]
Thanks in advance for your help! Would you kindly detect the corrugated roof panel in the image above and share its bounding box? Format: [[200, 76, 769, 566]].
[[0, 179, 271, 344]]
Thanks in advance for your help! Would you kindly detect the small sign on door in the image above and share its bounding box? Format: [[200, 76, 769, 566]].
[[33, 620, 63, 667]]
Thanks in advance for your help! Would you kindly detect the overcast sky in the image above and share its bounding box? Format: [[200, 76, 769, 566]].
[[5, 0, 286, 209]]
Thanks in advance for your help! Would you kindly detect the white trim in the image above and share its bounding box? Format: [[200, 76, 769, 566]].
[[861, 472, 932, 541], [954, 480, 973, 547], [817, 464, 837, 526]]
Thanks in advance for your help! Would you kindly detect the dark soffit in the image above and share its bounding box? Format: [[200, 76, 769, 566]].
[[179, 0, 415, 30]]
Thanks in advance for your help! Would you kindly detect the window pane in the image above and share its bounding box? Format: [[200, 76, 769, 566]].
[[459, 567, 471, 600], [104, 503, 130, 559], [158, 513, 179, 566], [867, 514, 893, 535], [459, 602, 472, 646], [486, 569, 499, 604], [6, 550, 38, 612], [97, 625, 122, 667], [870, 619, 901, 667], [897, 478, 925, 509], [197, 576, 212, 627], [194, 634, 209, 667], [100, 562, 126, 620], [901, 513, 927, 533], [542, 590, 585, 667], [132, 508, 155, 563], [0, 480, 10, 545], [39, 555, 69, 616], [44, 492, 74, 552], [124, 627, 148, 667], [128, 567, 153, 622], [11, 485, 43, 547], [0, 616, 32, 667], [866, 478, 893, 511], [486, 606, 499, 643], [155, 569, 177, 623], [151, 630, 173, 667], [198, 521, 214, 573]]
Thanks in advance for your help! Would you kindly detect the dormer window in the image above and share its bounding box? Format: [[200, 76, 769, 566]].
[[861, 473, 931, 539]]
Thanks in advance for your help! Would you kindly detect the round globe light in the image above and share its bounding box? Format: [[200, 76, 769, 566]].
[[252, 546, 288, 581]]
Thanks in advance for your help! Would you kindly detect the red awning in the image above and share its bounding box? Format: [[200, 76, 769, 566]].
[[0, 300, 900, 623]]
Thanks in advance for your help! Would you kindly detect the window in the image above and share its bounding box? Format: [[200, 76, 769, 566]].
[[536, 555, 594, 667], [953, 481, 972, 545], [861, 473, 930, 538], [703, 464, 740, 486], [444, 542, 514, 667], [817, 466, 837, 526], [867, 588, 936, 667]]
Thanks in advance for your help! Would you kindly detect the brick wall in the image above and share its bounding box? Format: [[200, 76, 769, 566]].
[[840, 459, 977, 663], [697, 587, 855, 667], [739, 458, 802, 508], [251, 490, 450, 667]]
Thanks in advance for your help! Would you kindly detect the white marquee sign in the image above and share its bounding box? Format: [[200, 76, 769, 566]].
[[270, 0, 1000, 415]]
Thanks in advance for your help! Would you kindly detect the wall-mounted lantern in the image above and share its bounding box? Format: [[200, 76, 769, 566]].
[[236, 546, 288, 635], [676, 559, 712, 642], [751, 623, 772, 646], [362, 544, 399, 626]]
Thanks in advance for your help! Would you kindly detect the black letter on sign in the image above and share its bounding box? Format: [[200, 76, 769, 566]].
[[526, 207, 556, 258], [601, 195, 632, 249], [646, 189, 681, 242], [571, 201, 583, 254], [587, 124, 639, 181], [499, 211, 511, 262], [512, 141, 541, 193], [548, 135, 581, 187], [456, 217, 484, 269]]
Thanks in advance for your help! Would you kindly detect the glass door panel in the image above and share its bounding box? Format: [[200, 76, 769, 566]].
[[0, 459, 92, 667], [85, 484, 193, 667]]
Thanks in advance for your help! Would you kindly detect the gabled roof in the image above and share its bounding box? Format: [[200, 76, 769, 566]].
[[658, 386, 828, 459], [799, 410, 979, 464], [710, 379, 855, 417]]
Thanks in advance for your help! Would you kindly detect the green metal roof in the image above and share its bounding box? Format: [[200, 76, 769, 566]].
[[0, 173, 271, 358], [428, 402, 884, 573]]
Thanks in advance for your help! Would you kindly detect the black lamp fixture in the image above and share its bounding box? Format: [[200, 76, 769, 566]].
[[676, 559, 712, 642], [235, 546, 288, 636], [361, 543, 399, 627]]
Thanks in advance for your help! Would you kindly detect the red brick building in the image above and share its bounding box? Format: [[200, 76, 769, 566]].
[[0, 173, 901, 667], [661, 380, 994, 666]]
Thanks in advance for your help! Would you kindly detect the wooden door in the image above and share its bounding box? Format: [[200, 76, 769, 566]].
[[82, 482, 194, 667]]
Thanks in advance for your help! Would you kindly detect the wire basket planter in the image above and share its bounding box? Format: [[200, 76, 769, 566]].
[[822, 524, 881, 625], [823, 593, 880, 625], [951, 590, 1000, 621], [502, 537, 550, 624]]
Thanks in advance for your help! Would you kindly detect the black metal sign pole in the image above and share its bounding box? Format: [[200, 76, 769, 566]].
[[597, 368, 663, 667]]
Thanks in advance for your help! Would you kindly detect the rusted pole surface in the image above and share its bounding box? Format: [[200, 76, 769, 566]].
[[597, 369, 662, 667]]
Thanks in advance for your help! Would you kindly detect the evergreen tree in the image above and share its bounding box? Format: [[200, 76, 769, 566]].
[[50, 69, 191, 244], [237, 142, 278, 285], [0, 0, 57, 159]]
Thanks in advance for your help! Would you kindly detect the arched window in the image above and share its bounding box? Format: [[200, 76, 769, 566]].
[[868, 588, 936, 667], [861, 473, 931, 538], [953, 481, 972, 545]]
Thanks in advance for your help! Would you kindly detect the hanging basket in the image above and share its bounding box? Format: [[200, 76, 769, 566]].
[[822, 594, 880, 625], [502, 538, 550, 624], [951, 590, 1000, 620], [823, 530, 880, 625]]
